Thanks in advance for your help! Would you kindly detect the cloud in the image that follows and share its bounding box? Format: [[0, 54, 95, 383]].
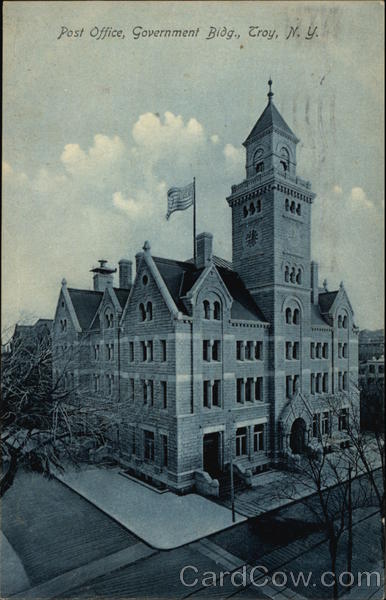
[[112, 192, 142, 217], [211, 134, 220, 144], [223, 143, 244, 170], [349, 186, 374, 209], [333, 184, 343, 195], [60, 134, 125, 178]]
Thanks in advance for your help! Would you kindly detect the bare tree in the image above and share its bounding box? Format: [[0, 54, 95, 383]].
[[1, 325, 128, 498]]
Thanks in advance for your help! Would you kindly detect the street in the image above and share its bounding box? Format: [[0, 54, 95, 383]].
[[1, 470, 384, 600]]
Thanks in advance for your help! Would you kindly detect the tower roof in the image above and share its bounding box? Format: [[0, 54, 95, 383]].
[[243, 80, 299, 146]]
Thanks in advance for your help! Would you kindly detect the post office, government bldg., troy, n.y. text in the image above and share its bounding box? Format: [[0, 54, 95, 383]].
[[52, 82, 359, 495]]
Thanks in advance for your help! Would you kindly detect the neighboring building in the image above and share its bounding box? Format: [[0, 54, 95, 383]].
[[11, 318, 52, 352], [359, 329, 384, 362], [52, 82, 359, 494], [359, 355, 384, 432]]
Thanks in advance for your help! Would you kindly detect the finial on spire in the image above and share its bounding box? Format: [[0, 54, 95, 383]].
[[143, 240, 151, 253], [267, 78, 274, 103]]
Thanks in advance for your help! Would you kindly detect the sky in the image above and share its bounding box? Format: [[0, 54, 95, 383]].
[[2, 1, 384, 332]]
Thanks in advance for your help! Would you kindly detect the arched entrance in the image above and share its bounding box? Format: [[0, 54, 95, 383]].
[[290, 418, 307, 454]]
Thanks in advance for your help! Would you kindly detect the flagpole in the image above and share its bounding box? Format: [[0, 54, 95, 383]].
[[193, 177, 197, 264]]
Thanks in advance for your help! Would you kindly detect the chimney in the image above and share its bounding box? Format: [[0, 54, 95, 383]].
[[118, 259, 132, 289], [90, 260, 116, 292], [310, 261, 319, 304], [196, 232, 213, 269]]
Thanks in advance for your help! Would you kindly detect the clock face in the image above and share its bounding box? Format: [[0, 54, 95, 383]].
[[244, 228, 259, 248]]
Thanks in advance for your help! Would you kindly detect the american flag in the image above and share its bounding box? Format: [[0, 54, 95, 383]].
[[166, 181, 194, 220]]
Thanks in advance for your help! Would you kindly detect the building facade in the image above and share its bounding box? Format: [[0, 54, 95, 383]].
[[52, 83, 359, 493]]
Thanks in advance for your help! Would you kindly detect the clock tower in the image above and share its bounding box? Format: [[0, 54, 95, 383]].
[[226, 80, 315, 324], [227, 81, 317, 451]]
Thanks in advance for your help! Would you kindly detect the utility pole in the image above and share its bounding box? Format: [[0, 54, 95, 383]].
[[228, 410, 235, 523], [347, 466, 353, 587]]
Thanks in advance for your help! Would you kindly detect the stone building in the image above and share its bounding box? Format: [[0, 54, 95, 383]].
[[52, 82, 359, 493]]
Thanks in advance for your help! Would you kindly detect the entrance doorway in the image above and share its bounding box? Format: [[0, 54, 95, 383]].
[[203, 432, 222, 476], [290, 418, 307, 454]]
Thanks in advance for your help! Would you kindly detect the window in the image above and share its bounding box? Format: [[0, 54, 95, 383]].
[[236, 378, 243, 404], [323, 373, 329, 393], [160, 339, 167, 362], [139, 303, 146, 321], [236, 341, 243, 361], [290, 267, 296, 283], [338, 315, 343, 328], [342, 343, 348, 359], [60, 319, 67, 332], [93, 374, 100, 393], [312, 414, 319, 438], [290, 201, 296, 214], [203, 380, 210, 408], [141, 341, 147, 362], [316, 343, 322, 359], [316, 373, 321, 394], [338, 372, 343, 390], [203, 340, 210, 362], [105, 313, 114, 328], [286, 376, 292, 398], [243, 205, 249, 218], [161, 381, 167, 409], [285, 266, 290, 283], [255, 377, 263, 401], [129, 378, 135, 401], [212, 380, 221, 407], [213, 301, 221, 320], [236, 427, 247, 456], [246, 378, 253, 402], [338, 343, 342, 359], [338, 408, 348, 431], [369, 364, 376, 374], [379, 365, 384, 374], [203, 300, 210, 319], [254, 424, 265, 452], [146, 302, 153, 321], [322, 412, 330, 435], [142, 274, 149, 286], [285, 198, 290, 211], [249, 202, 256, 215], [311, 342, 315, 359], [256, 161, 264, 173], [143, 380, 148, 404], [293, 375, 299, 394], [129, 341, 134, 362], [286, 342, 292, 360], [255, 341, 263, 360], [293, 309, 300, 324], [296, 203, 301, 216], [256, 198, 262, 212], [296, 270, 302, 285], [106, 374, 114, 396], [161, 434, 168, 468], [286, 308, 292, 324], [343, 372, 348, 391], [148, 340, 153, 362], [212, 340, 221, 361], [311, 373, 315, 394], [149, 380, 154, 406], [323, 343, 329, 359], [245, 341, 254, 360], [293, 342, 300, 360], [144, 430, 155, 461], [106, 344, 114, 361], [94, 344, 100, 360], [342, 316, 348, 329]]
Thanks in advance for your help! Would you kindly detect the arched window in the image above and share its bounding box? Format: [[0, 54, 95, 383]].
[[243, 205, 248, 218], [249, 202, 255, 215], [338, 315, 343, 328], [139, 303, 146, 322], [256, 161, 264, 174], [280, 147, 290, 173], [146, 302, 153, 321], [293, 309, 300, 324], [296, 269, 302, 285], [203, 300, 210, 320], [290, 267, 296, 283], [296, 203, 301, 216], [342, 315, 348, 329], [256, 198, 262, 212], [213, 301, 221, 320], [286, 308, 292, 324], [290, 201, 296, 214], [285, 198, 289, 212], [285, 266, 290, 283]]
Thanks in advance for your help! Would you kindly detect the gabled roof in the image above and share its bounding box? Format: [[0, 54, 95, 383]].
[[318, 291, 339, 314], [113, 287, 131, 309], [244, 101, 298, 145], [311, 304, 331, 328], [152, 255, 267, 323], [67, 288, 103, 330]]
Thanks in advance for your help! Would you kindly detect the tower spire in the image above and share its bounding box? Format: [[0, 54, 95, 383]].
[[267, 78, 274, 104]]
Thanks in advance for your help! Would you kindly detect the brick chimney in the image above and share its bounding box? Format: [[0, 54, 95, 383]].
[[90, 260, 116, 292], [196, 232, 213, 269], [118, 259, 132, 289], [310, 261, 319, 304]]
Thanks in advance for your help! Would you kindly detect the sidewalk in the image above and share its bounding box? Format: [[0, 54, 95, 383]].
[[56, 468, 246, 550], [0, 531, 30, 596]]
